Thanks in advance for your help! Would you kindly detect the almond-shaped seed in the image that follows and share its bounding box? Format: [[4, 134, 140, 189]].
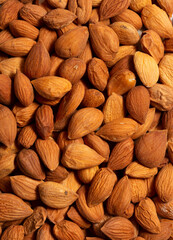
[[141, 4, 173, 39], [9, 19, 39, 40], [0, 0, 23, 30], [35, 138, 60, 171], [18, 124, 37, 149], [135, 130, 167, 168], [99, 0, 131, 20], [87, 168, 117, 207], [17, 148, 45, 180], [0, 37, 36, 57], [31, 76, 72, 100], [135, 197, 161, 234], [101, 217, 136, 240], [96, 118, 138, 142], [35, 105, 54, 140], [154, 197, 173, 219], [76, 186, 104, 223], [103, 93, 125, 123], [46, 165, 69, 183], [111, 9, 143, 30], [68, 107, 103, 139], [36, 223, 55, 240], [53, 220, 85, 240], [107, 176, 131, 216], [87, 57, 109, 91], [89, 23, 119, 62], [24, 41, 51, 79], [140, 220, 172, 240], [58, 58, 86, 85], [14, 70, 34, 107], [159, 54, 173, 87], [126, 86, 150, 124], [126, 162, 158, 178], [0, 193, 33, 222], [10, 175, 42, 201], [19, 4, 47, 27], [0, 74, 12, 106], [38, 181, 78, 208], [55, 26, 89, 58], [82, 89, 105, 108], [1, 225, 24, 240], [0, 104, 17, 147], [108, 138, 134, 170], [47, 207, 69, 225], [61, 143, 105, 170], [43, 8, 77, 30], [54, 81, 85, 131], [110, 21, 140, 45], [89, 8, 110, 25], [155, 163, 173, 202], [134, 51, 159, 87]]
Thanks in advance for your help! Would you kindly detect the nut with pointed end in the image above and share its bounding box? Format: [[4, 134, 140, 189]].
[[68, 108, 103, 139], [17, 148, 45, 180], [134, 51, 159, 87], [135, 130, 167, 168], [53, 220, 85, 240], [38, 182, 78, 208], [135, 197, 161, 233], [0, 104, 17, 147], [31, 76, 72, 100], [87, 168, 117, 207], [99, 0, 131, 20], [35, 105, 54, 140], [14, 70, 34, 107], [101, 217, 136, 240], [35, 138, 60, 171], [61, 143, 105, 170], [155, 163, 173, 202], [96, 118, 138, 142], [76, 186, 104, 223], [126, 86, 150, 124], [24, 41, 51, 79], [0, 193, 33, 222]]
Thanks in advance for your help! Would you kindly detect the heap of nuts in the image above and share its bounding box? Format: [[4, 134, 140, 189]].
[[1, 0, 173, 239]]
